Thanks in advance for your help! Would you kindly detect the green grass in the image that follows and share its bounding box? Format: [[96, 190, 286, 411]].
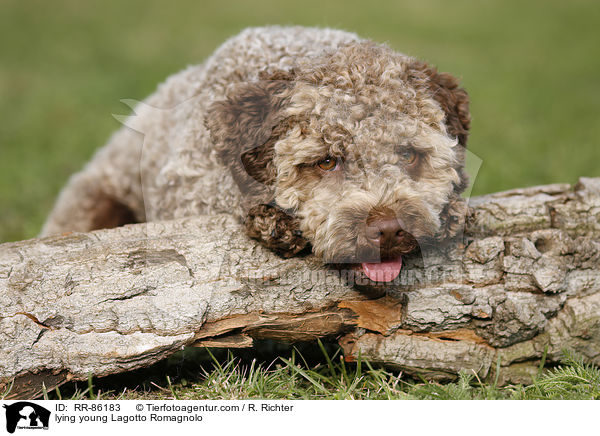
[[1, 0, 599, 400], [6, 346, 593, 401], [1, 0, 599, 242]]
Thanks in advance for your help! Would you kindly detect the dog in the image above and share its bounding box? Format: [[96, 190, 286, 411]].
[[42, 26, 470, 284]]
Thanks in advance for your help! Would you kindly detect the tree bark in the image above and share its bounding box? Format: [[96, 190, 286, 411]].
[[1, 178, 599, 399]]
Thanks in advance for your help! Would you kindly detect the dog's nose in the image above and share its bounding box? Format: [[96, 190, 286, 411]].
[[365, 217, 405, 247]]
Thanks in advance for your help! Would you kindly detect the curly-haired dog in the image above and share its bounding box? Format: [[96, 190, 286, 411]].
[[42, 26, 470, 283]]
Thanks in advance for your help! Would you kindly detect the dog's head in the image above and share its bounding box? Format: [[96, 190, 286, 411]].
[[206, 42, 470, 283]]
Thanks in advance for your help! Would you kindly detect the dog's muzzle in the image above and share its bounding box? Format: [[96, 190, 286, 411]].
[[358, 214, 419, 282]]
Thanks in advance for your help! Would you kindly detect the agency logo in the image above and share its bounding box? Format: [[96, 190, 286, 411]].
[[3, 402, 50, 434]]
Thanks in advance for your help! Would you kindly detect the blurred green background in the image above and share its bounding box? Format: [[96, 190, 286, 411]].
[[1, 0, 598, 243]]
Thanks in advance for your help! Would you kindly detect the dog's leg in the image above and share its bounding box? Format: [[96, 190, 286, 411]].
[[41, 128, 146, 237], [245, 204, 309, 258], [436, 197, 468, 241]]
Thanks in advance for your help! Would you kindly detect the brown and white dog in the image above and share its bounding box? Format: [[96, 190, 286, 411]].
[[42, 26, 470, 284]]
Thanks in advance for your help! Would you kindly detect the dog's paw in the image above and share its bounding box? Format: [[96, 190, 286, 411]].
[[436, 197, 468, 240], [244, 204, 309, 258]]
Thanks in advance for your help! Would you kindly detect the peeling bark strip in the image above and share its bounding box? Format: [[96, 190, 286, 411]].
[[1, 178, 599, 399]]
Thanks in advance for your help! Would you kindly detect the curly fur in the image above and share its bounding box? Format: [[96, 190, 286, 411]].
[[42, 26, 470, 268]]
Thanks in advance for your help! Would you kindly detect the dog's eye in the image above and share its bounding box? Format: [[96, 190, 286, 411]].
[[317, 156, 338, 171], [399, 148, 417, 165]]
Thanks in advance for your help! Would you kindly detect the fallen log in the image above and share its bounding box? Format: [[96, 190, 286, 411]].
[[1, 178, 599, 399]]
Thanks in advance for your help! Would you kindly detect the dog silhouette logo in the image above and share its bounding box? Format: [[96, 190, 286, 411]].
[[3, 402, 50, 433]]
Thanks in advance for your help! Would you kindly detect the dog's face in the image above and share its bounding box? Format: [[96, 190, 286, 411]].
[[207, 42, 470, 283]]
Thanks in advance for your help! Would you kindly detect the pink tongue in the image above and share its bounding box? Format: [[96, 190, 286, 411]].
[[361, 258, 403, 283]]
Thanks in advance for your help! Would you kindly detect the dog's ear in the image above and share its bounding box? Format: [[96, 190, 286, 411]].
[[408, 61, 470, 147], [205, 70, 295, 204], [408, 61, 471, 233], [205, 69, 309, 257], [408, 61, 471, 195]]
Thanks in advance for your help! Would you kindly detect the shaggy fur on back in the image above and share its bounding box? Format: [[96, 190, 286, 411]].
[[42, 26, 470, 275]]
